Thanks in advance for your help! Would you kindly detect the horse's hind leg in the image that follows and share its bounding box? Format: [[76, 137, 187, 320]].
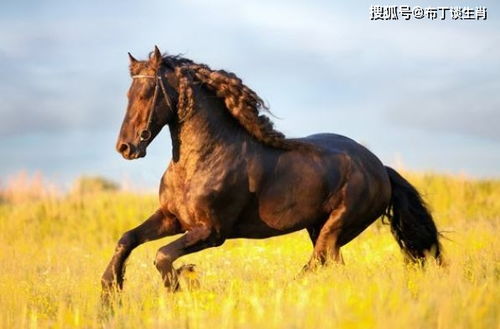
[[101, 209, 182, 296], [304, 204, 347, 271]]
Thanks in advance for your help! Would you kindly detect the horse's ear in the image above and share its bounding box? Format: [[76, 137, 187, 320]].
[[128, 52, 138, 64], [151, 45, 162, 67]]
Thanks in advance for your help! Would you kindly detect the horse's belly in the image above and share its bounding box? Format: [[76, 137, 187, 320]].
[[230, 218, 302, 239], [259, 198, 326, 231], [231, 203, 316, 239], [230, 188, 329, 239]]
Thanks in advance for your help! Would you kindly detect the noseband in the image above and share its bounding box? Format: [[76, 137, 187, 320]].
[[131, 70, 173, 142]]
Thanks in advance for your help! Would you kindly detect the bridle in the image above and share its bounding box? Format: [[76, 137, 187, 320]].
[[131, 68, 173, 142]]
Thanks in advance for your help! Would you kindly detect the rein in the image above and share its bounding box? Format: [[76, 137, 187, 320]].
[[131, 70, 173, 142]]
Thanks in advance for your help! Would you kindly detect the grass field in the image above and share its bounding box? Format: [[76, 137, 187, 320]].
[[0, 172, 498, 329]]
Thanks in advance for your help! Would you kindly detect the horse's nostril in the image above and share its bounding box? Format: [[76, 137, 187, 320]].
[[118, 143, 130, 154]]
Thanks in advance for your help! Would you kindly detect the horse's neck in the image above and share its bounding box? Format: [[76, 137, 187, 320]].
[[168, 90, 247, 165]]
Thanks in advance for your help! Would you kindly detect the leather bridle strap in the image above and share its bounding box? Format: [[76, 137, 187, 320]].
[[131, 71, 173, 142]]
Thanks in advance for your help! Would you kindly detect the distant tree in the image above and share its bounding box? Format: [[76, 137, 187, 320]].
[[71, 176, 120, 195]]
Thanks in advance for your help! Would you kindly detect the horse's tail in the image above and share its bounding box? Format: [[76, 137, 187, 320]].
[[384, 166, 442, 264]]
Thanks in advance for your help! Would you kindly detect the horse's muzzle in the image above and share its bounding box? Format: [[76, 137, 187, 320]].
[[117, 142, 146, 160]]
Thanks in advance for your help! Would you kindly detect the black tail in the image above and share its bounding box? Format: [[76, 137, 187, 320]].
[[384, 166, 442, 264]]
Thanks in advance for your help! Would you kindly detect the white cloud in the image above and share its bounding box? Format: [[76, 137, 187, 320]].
[[0, 0, 499, 178]]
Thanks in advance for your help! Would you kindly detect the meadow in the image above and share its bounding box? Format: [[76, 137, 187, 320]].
[[0, 171, 498, 329]]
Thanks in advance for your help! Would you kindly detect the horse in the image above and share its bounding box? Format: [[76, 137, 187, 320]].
[[101, 46, 441, 296]]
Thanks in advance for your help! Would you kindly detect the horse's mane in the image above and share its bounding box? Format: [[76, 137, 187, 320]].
[[161, 55, 300, 150]]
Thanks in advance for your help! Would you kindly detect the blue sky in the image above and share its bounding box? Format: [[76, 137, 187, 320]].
[[1, 0, 499, 188]]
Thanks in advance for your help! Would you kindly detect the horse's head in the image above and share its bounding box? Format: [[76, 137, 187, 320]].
[[116, 46, 176, 159]]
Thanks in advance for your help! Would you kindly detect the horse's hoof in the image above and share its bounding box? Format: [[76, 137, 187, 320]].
[[176, 264, 200, 290]]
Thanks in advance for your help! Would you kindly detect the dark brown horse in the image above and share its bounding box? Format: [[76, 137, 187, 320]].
[[101, 46, 441, 295]]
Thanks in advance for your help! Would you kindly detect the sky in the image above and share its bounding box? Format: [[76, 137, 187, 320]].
[[0, 0, 499, 189]]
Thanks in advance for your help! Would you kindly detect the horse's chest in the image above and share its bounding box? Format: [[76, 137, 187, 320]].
[[160, 166, 234, 227]]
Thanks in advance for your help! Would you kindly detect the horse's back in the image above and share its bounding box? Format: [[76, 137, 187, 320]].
[[299, 133, 388, 178], [302, 132, 390, 187], [301, 133, 379, 163]]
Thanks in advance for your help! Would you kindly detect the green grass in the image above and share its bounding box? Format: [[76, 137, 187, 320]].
[[0, 172, 498, 329]]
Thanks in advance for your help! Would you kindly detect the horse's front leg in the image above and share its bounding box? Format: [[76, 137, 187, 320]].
[[154, 224, 225, 291], [101, 209, 182, 297]]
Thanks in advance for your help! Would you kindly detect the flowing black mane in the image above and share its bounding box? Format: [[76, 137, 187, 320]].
[[161, 54, 299, 150]]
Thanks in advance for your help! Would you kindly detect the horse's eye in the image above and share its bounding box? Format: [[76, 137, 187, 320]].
[[140, 129, 152, 142]]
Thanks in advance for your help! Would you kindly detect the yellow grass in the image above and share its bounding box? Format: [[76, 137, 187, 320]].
[[0, 172, 498, 329]]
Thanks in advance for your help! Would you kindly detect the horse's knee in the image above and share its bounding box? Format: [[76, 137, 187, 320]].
[[118, 230, 138, 250], [154, 247, 176, 270]]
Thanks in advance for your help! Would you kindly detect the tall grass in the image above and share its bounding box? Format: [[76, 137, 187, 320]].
[[0, 172, 498, 329]]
